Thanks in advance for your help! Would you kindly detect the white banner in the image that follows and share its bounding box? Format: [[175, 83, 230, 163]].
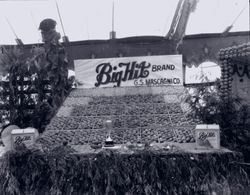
[[74, 55, 183, 88]]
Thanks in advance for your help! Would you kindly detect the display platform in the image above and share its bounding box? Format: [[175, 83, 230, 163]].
[[25, 86, 248, 194], [38, 86, 201, 149]]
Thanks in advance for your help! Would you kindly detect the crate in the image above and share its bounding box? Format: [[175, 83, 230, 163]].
[[195, 124, 220, 149], [11, 128, 36, 149]]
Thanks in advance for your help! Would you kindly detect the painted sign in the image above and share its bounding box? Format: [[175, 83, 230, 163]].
[[195, 124, 220, 149], [74, 55, 183, 88]]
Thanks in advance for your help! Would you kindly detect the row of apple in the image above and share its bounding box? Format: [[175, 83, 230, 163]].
[[38, 126, 195, 148], [219, 59, 233, 99], [219, 43, 250, 60], [70, 103, 184, 116], [46, 114, 195, 131], [69, 93, 166, 104]]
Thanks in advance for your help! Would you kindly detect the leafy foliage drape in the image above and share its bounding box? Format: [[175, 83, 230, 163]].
[[0, 146, 249, 195], [0, 43, 70, 133], [181, 78, 250, 161]]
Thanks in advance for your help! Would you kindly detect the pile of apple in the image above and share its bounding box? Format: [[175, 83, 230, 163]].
[[218, 42, 250, 99], [43, 92, 198, 147]]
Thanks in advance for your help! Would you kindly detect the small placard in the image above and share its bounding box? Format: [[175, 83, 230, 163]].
[[195, 124, 220, 149], [11, 128, 35, 149]]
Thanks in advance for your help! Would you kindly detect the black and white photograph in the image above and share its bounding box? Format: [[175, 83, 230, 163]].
[[0, 0, 249, 194]]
